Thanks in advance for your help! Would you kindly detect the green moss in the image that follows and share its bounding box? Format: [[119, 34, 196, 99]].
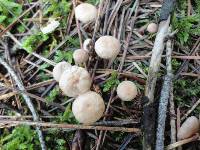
[[0, 126, 39, 150], [103, 71, 120, 92], [22, 32, 49, 53]]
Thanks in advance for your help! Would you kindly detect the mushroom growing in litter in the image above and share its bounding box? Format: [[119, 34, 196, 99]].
[[72, 91, 105, 124], [117, 81, 138, 101], [147, 23, 158, 33], [52, 61, 71, 82], [59, 66, 91, 97], [177, 116, 199, 140], [41, 18, 60, 34], [75, 3, 97, 23], [83, 38, 92, 52], [73, 49, 89, 64], [95, 36, 121, 59]]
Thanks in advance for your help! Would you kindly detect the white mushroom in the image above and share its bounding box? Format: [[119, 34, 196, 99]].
[[41, 18, 60, 34], [59, 66, 91, 97], [177, 116, 199, 140], [117, 81, 138, 101], [73, 49, 89, 64], [72, 91, 105, 124], [147, 23, 158, 33], [52, 61, 71, 82], [95, 36, 121, 59], [83, 38, 92, 52], [75, 3, 97, 23]]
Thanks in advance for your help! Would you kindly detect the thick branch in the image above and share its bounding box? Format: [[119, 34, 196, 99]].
[[143, 17, 170, 150], [156, 40, 173, 150]]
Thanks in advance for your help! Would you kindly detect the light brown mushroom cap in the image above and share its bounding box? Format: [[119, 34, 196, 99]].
[[59, 66, 91, 97], [147, 23, 158, 33], [177, 116, 199, 140], [75, 3, 97, 23], [52, 61, 71, 82], [117, 81, 138, 101], [73, 49, 89, 64], [72, 91, 105, 124], [95, 36, 121, 59]]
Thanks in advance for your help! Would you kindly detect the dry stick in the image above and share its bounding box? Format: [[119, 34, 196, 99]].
[[72, 0, 83, 49], [169, 85, 177, 146], [0, 58, 46, 150], [145, 17, 170, 103], [176, 108, 182, 150], [166, 134, 199, 150], [0, 120, 141, 133], [175, 37, 200, 79], [181, 98, 200, 121], [106, 0, 123, 34], [155, 39, 173, 150], [143, 17, 170, 150], [118, 1, 139, 72], [92, 0, 104, 41], [0, 116, 138, 126]]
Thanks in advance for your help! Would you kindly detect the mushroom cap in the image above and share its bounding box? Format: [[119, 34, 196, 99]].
[[95, 36, 121, 59], [72, 91, 105, 124], [83, 38, 92, 52], [177, 116, 199, 140], [147, 23, 158, 33], [59, 66, 91, 97], [73, 49, 89, 64], [75, 3, 97, 23], [41, 18, 60, 34], [52, 61, 71, 82], [117, 81, 138, 101]]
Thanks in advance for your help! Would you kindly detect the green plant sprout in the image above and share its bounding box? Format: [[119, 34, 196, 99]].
[[103, 71, 120, 92]]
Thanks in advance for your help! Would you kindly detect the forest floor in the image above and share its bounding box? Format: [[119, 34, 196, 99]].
[[0, 0, 200, 150]]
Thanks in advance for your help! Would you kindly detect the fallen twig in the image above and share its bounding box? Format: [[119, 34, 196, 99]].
[[143, 16, 170, 150], [156, 39, 173, 150], [0, 120, 141, 133], [166, 134, 199, 150], [169, 85, 176, 146], [181, 98, 200, 121]]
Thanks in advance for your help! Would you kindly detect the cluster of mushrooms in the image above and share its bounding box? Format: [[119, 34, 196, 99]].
[[51, 2, 198, 141], [51, 3, 139, 124]]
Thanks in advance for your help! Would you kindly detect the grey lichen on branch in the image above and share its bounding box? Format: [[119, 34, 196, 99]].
[[0, 57, 46, 150], [155, 40, 173, 150], [143, 0, 176, 148]]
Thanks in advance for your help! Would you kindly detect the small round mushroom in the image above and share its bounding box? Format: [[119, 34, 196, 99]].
[[59, 66, 91, 97], [73, 49, 89, 64], [72, 91, 105, 124], [177, 116, 199, 140], [95, 36, 120, 59], [147, 23, 158, 33], [75, 3, 97, 23], [41, 18, 60, 34], [52, 61, 71, 82], [117, 81, 138, 101], [83, 38, 92, 52]]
